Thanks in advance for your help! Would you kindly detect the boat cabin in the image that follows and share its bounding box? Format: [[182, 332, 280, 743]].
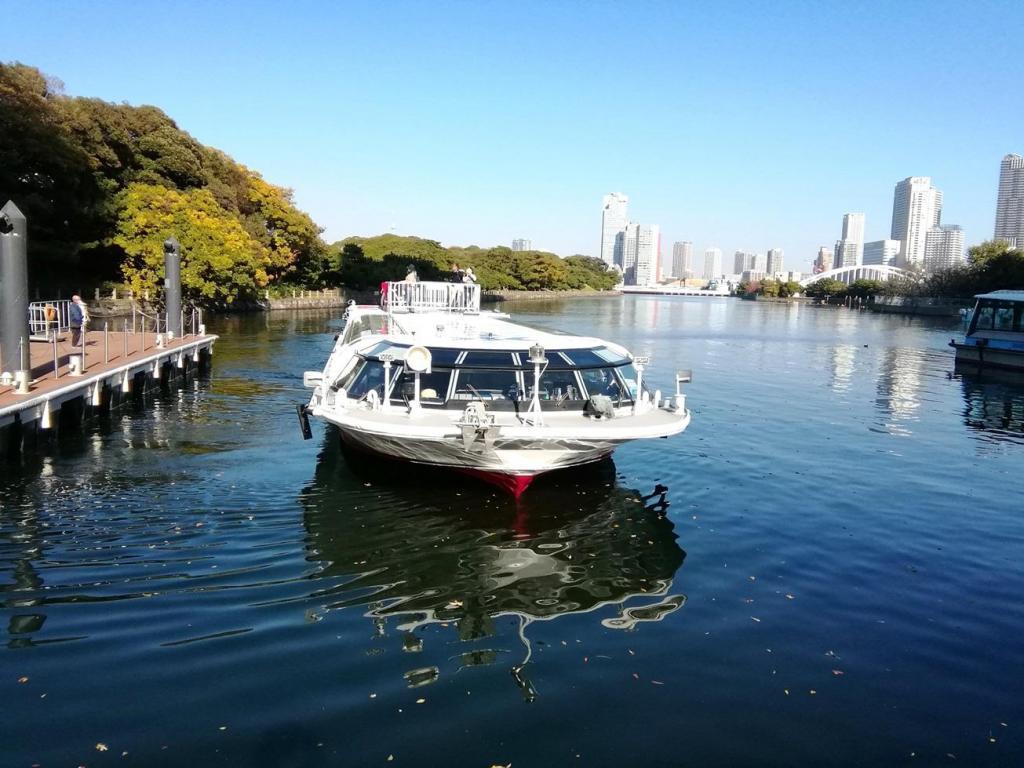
[[952, 290, 1024, 371], [963, 291, 1024, 347], [331, 341, 648, 412]]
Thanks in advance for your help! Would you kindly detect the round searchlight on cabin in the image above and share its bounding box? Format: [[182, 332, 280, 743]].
[[406, 345, 432, 373]]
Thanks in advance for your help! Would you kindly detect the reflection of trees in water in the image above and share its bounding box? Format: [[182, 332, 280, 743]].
[[302, 433, 687, 699], [0, 482, 47, 648], [959, 373, 1024, 447]]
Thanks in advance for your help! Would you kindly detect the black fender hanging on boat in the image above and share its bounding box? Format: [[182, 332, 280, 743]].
[[296, 403, 313, 440]]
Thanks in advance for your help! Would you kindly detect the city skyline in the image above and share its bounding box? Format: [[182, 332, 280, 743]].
[[3, 2, 1021, 272]]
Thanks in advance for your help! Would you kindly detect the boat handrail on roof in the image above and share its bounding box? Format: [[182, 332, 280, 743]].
[[385, 281, 480, 314]]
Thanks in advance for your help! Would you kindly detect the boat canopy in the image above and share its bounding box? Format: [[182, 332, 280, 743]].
[[974, 290, 1024, 302]]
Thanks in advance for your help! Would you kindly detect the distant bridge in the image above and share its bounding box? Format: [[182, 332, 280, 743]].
[[800, 264, 909, 287]]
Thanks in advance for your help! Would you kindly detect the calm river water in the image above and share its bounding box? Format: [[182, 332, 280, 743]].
[[2, 296, 1023, 767]]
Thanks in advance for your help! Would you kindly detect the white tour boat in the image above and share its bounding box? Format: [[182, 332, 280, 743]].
[[950, 290, 1024, 371], [301, 281, 692, 497]]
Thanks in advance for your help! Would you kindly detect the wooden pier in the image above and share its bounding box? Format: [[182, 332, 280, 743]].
[[0, 328, 216, 454]]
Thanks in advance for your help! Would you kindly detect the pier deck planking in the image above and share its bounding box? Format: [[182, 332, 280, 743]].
[[0, 330, 216, 426]]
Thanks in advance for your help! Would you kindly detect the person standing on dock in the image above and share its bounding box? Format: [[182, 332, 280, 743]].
[[69, 295, 86, 347]]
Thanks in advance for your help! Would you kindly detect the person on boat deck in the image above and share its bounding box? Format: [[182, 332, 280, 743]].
[[462, 266, 477, 283], [450, 263, 463, 282], [404, 264, 418, 283]]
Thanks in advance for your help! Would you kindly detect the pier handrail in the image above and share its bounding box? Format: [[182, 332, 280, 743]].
[[29, 299, 75, 340], [384, 281, 480, 314], [131, 301, 204, 336]]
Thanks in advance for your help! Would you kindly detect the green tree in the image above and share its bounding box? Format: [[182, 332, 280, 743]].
[[805, 278, 846, 298], [778, 280, 802, 298], [968, 239, 1019, 266], [845, 279, 885, 299], [112, 183, 270, 304]]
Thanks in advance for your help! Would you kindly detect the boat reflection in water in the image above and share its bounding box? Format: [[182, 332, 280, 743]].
[[302, 431, 687, 700], [958, 370, 1024, 446]]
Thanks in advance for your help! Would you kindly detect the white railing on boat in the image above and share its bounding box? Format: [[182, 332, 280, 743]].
[[384, 281, 480, 314]]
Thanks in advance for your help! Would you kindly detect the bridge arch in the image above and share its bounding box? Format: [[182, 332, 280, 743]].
[[800, 264, 910, 287]]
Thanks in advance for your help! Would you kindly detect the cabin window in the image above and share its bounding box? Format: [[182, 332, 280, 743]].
[[342, 315, 389, 345], [461, 351, 517, 368], [452, 369, 521, 400], [994, 305, 1015, 331], [580, 367, 630, 404], [617, 363, 653, 399], [532, 369, 584, 402], [347, 361, 386, 399], [546, 348, 629, 369], [428, 348, 463, 366], [974, 305, 994, 330], [392, 369, 453, 406]]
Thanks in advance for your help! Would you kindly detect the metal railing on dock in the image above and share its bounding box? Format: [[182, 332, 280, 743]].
[[0, 300, 207, 400]]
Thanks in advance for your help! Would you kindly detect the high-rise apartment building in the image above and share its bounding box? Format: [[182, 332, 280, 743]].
[[671, 241, 694, 278], [733, 251, 757, 274], [862, 240, 901, 267], [842, 212, 866, 244], [703, 247, 722, 279], [766, 248, 784, 275], [835, 213, 866, 268], [815, 246, 833, 273], [924, 225, 965, 272], [891, 177, 942, 269], [995, 154, 1024, 247], [622, 223, 661, 287], [511, 238, 531, 252], [600, 193, 629, 267]]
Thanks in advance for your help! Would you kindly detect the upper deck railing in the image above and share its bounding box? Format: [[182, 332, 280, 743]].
[[384, 281, 480, 314]]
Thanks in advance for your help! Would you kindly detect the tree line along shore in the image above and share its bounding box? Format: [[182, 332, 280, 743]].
[[1, 62, 617, 310], [4, 61, 1020, 310]]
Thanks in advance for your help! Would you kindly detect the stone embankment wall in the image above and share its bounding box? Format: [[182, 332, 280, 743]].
[[482, 289, 621, 303], [264, 289, 348, 310]]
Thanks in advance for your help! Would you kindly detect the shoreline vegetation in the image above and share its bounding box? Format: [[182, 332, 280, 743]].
[[6, 61, 1020, 314], [1, 62, 618, 310]]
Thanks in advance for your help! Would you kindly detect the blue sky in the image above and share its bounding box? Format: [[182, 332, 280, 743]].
[[5, 0, 1023, 271]]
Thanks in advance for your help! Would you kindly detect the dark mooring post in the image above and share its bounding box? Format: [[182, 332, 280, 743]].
[[0, 201, 31, 385], [164, 237, 182, 337]]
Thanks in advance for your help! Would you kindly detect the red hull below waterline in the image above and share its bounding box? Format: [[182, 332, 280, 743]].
[[457, 468, 539, 499]]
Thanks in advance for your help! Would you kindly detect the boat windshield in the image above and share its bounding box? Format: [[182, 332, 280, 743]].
[[970, 299, 1023, 334], [338, 344, 646, 409]]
